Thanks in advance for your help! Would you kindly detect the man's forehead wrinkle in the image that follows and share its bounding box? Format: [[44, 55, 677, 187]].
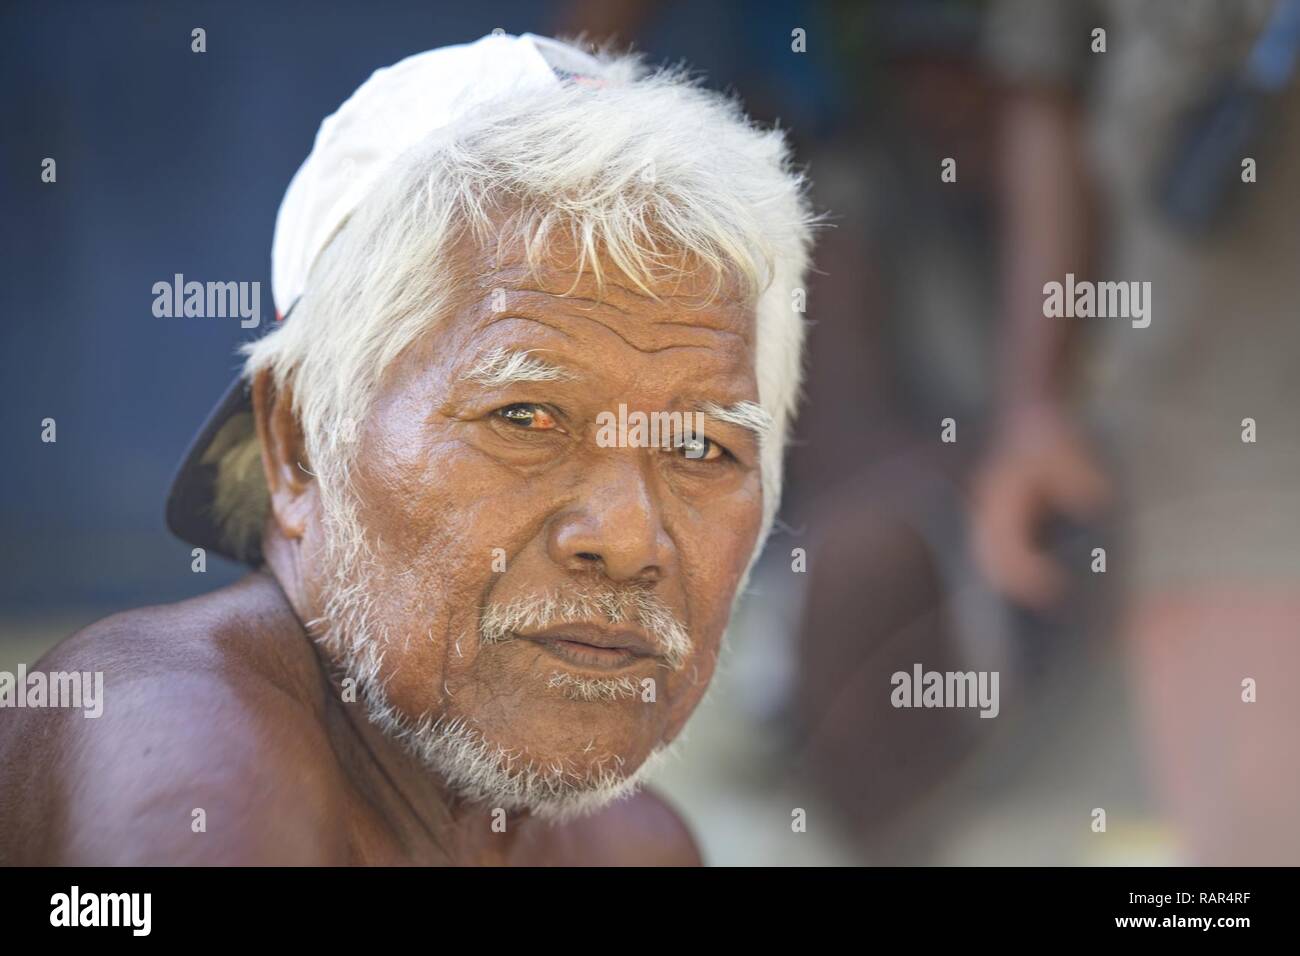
[[452, 314, 759, 410], [616, 339, 732, 357], [495, 256, 733, 310], [511, 287, 635, 317], [479, 291, 750, 356], [645, 311, 755, 345], [476, 316, 725, 362], [511, 286, 753, 340], [477, 310, 577, 341], [551, 313, 737, 357]]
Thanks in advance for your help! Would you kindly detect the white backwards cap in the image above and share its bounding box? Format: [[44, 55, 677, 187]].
[[270, 32, 607, 316]]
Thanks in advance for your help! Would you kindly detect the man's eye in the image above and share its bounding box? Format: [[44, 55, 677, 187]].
[[674, 433, 724, 462], [496, 403, 558, 430]]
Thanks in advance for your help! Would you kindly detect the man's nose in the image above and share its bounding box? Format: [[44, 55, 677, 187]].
[[547, 456, 674, 583]]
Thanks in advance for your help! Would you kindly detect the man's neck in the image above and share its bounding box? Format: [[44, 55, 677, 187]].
[[319, 653, 539, 864]]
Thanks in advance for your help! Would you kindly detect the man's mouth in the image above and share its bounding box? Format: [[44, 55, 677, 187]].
[[517, 623, 659, 672]]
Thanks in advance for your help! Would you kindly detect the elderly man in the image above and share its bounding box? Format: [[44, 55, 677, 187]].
[[0, 33, 813, 865]]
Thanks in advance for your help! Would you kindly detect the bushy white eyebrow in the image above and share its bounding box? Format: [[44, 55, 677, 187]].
[[465, 347, 574, 388], [699, 400, 773, 441]]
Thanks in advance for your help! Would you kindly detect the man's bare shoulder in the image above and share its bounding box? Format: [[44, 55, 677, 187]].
[[539, 787, 703, 866], [44, 571, 327, 703], [0, 573, 352, 865]]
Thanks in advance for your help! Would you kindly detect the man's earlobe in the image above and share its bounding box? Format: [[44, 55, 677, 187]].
[[251, 370, 314, 539]]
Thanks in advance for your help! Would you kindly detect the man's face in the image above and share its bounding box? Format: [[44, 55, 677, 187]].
[[305, 236, 764, 803]]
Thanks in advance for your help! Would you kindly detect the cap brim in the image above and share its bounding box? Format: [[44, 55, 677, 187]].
[[164, 373, 256, 564]]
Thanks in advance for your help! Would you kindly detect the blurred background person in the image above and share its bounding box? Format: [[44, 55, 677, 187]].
[[974, 0, 1300, 864]]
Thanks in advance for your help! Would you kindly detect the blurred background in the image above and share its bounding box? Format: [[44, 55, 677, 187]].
[[3, 0, 1298, 865]]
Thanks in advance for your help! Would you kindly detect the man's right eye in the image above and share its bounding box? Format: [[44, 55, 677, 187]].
[[495, 403, 559, 430]]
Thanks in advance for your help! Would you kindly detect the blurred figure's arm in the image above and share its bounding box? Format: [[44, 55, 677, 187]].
[[970, 76, 1110, 610], [994, 88, 1090, 416]]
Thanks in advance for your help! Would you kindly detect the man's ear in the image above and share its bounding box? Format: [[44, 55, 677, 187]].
[[251, 369, 314, 540]]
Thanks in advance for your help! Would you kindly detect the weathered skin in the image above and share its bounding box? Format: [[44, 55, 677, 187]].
[[0, 238, 763, 865]]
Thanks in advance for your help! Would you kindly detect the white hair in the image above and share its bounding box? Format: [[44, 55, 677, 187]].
[[547, 672, 643, 702], [479, 586, 693, 670], [464, 346, 574, 388], [212, 41, 816, 569]]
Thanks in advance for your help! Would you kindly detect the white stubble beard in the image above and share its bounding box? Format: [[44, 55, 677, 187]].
[[306, 514, 682, 824]]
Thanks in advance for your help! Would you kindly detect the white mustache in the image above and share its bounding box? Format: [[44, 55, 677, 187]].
[[479, 587, 692, 670]]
